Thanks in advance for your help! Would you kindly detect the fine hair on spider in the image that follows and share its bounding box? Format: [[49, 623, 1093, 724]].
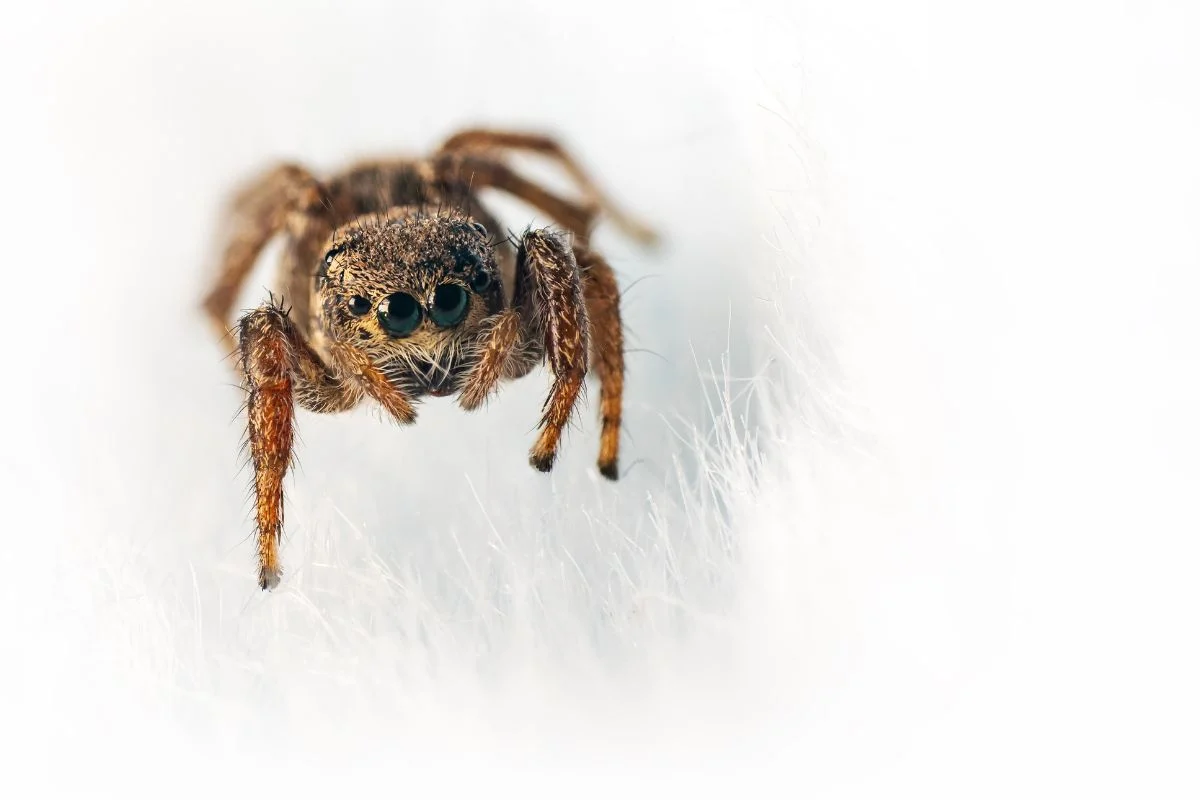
[[201, 128, 657, 590]]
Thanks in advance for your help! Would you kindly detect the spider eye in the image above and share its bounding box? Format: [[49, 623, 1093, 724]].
[[429, 283, 469, 327], [471, 270, 493, 292], [470, 221, 488, 236], [347, 295, 371, 316], [454, 250, 480, 273], [324, 245, 346, 265], [377, 292, 422, 337]]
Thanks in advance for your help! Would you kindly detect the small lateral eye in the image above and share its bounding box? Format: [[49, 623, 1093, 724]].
[[454, 250, 480, 273], [324, 245, 346, 265], [470, 221, 488, 237], [377, 292, 422, 337], [347, 295, 371, 316], [470, 270, 493, 292], [430, 283, 469, 327]]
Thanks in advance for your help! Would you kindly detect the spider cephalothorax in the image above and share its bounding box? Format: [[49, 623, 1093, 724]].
[[316, 210, 505, 399], [202, 128, 654, 590]]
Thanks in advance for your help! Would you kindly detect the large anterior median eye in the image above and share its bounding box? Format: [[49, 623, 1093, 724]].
[[430, 283, 469, 327], [377, 292, 422, 337]]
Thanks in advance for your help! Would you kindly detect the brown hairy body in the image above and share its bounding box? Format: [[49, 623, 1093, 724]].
[[202, 129, 654, 590]]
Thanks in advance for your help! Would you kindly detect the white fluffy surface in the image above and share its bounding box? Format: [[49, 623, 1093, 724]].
[[2, 1, 1198, 796]]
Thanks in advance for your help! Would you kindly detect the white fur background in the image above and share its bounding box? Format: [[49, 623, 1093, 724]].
[[1, 0, 1197, 796]]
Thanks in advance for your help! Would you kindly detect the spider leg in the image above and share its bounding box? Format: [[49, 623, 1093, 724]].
[[203, 164, 328, 346], [438, 128, 658, 246], [434, 153, 598, 241], [575, 245, 625, 480], [512, 229, 590, 473], [237, 302, 361, 590], [457, 309, 525, 411]]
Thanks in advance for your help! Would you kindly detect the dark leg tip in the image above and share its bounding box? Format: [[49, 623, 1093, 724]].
[[259, 567, 281, 591], [598, 461, 619, 481], [529, 451, 556, 473]]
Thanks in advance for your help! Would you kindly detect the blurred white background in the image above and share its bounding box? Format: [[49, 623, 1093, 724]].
[[1, 0, 1198, 797]]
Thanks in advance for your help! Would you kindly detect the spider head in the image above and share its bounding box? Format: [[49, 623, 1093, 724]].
[[315, 208, 504, 397]]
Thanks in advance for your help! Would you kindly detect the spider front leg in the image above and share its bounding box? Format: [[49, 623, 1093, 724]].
[[237, 302, 363, 590], [513, 229, 591, 473]]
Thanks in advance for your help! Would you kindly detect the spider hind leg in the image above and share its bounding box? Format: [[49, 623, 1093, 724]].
[[576, 246, 625, 480]]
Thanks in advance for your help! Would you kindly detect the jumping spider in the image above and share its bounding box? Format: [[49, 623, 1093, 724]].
[[202, 128, 656, 590]]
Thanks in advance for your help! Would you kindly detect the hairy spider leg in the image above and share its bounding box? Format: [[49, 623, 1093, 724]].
[[434, 153, 598, 242], [511, 229, 591, 472], [438, 128, 658, 246], [203, 164, 328, 344], [575, 246, 625, 480], [237, 303, 363, 589]]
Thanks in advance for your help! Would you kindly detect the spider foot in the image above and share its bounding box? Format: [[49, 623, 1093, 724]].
[[529, 447, 556, 473], [259, 565, 282, 591]]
